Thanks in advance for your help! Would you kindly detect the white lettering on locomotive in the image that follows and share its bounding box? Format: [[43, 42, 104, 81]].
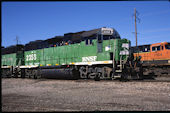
[[26, 53, 37, 61], [82, 56, 97, 62]]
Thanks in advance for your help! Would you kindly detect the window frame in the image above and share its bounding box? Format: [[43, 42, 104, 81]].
[[152, 46, 161, 51]]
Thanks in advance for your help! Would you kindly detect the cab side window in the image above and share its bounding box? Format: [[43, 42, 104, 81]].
[[165, 44, 170, 49], [157, 46, 160, 51], [152, 46, 160, 51], [152, 47, 156, 51], [143, 47, 150, 52], [85, 39, 92, 45]]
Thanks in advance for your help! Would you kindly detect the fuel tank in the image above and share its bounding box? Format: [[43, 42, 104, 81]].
[[40, 68, 79, 79]]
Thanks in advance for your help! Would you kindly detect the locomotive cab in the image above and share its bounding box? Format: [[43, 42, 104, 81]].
[[97, 27, 121, 40], [149, 42, 170, 61], [97, 27, 120, 53]]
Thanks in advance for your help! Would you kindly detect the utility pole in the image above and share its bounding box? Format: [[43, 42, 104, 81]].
[[134, 8, 137, 47], [133, 8, 140, 47], [16, 36, 19, 45]]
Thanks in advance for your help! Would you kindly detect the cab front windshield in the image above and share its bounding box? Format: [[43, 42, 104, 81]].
[[165, 43, 170, 49]]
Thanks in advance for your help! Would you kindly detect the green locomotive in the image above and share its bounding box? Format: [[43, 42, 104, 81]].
[[1, 27, 143, 80], [1, 45, 24, 77]]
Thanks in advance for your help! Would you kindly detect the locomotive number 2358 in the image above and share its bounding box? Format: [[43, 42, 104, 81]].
[[26, 54, 37, 61]]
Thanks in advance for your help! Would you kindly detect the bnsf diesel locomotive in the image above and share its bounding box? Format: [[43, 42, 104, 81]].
[[132, 42, 170, 77], [1, 27, 143, 80]]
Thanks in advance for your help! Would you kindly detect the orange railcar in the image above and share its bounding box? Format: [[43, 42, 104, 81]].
[[134, 42, 170, 66], [133, 42, 170, 76]]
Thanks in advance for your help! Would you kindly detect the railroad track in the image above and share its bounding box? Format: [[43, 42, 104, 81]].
[[2, 74, 170, 82]]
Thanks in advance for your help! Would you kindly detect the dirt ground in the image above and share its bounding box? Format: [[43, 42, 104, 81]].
[[2, 78, 170, 111]]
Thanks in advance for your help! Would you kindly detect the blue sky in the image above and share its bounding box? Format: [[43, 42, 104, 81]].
[[2, 1, 170, 47]]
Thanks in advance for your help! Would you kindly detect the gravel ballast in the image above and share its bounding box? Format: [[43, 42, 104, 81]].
[[2, 78, 170, 111]]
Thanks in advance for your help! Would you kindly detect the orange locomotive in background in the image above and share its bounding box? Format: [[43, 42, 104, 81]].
[[133, 42, 170, 76], [134, 42, 170, 66]]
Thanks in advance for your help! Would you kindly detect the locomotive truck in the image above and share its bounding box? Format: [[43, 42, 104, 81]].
[[1, 27, 143, 80]]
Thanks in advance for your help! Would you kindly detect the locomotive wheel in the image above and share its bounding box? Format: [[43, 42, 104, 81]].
[[28, 75, 31, 78], [94, 73, 101, 81], [89, 73, 96, 79], [120, 71, 129, 82], [29, 70, 34, 79], [4, 69, 12, 78], [139, 67, 144, 80], [31, 70, 38, 79], [36, 69, 41, 79], [34, 75, 37, 79], [137, 71, 143, 80], [36, 74, 41, 79], [14, 74, 18, 78], [33, 70, 37, 79], [14, 71, 18, 78], [21, 69, 25, 78], [13, 68, 19, 78], [110, 71, 115, 80], [79, 67, 87, 79], [30, 74, 34, 79]]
